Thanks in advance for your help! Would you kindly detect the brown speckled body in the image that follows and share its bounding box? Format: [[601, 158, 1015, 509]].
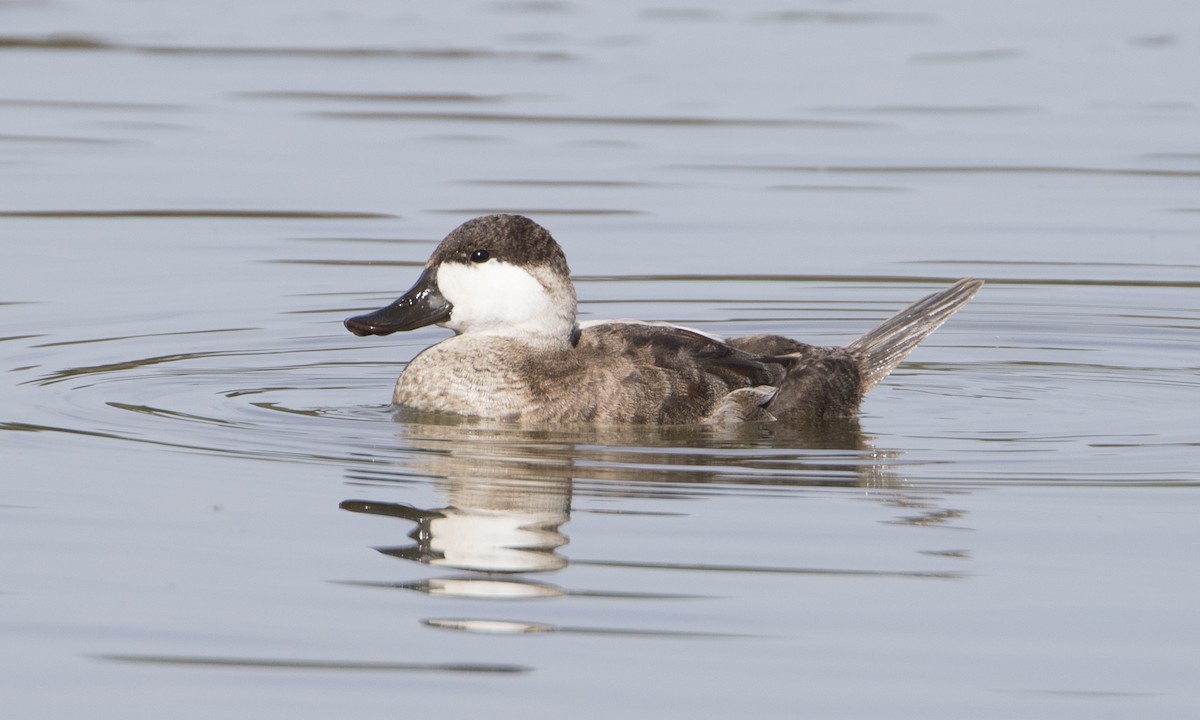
[[396, 321, 864, 425]]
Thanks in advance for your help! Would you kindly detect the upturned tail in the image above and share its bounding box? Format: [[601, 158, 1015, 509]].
[[846, 278, 983, 393]]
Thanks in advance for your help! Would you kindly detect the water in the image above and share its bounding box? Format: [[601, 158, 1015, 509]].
[[3, 1, 1199, 717]]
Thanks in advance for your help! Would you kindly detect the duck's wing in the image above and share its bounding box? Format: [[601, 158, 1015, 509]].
[[578, 321, 785, 388]]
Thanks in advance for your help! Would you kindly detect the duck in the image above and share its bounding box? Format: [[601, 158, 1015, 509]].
[[345, 214, 981, 425]]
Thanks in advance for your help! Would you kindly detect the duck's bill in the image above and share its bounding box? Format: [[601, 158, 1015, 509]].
[[344, 268, 452, 336]]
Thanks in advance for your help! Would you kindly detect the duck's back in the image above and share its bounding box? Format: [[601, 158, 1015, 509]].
[[551, 322, 787, 424], [523, 323, 865, 425]]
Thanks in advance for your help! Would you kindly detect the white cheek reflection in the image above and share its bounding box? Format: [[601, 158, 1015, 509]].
[[426, 508, 568, 573]]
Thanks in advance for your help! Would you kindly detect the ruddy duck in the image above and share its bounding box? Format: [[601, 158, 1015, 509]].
[[345, 214, 982, 425]]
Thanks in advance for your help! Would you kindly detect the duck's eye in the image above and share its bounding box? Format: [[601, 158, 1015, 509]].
[[470, 249, 490, 263]]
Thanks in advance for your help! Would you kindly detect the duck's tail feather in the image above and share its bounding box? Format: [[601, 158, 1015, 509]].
[[846, 278, 983, 393]]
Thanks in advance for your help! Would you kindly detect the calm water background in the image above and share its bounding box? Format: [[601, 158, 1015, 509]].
[[2, 1, 1198, 717]]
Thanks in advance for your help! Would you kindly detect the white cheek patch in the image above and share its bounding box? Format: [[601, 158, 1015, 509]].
[[436, 261, 559, 335]]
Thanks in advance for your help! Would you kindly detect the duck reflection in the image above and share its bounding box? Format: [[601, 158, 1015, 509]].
[[339, 413, 915, 601], [337, 416, 971, 639]]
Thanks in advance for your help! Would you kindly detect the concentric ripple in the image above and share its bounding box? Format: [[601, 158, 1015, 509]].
[[6, 276, 1196, 487]]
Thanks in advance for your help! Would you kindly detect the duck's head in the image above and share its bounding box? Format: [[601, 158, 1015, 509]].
[[345, 214, 577, 344]]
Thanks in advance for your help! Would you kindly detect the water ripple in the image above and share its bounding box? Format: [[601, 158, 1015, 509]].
[[96, 654, 530, 674], [4, 277, 1196, 487], [0, 34, 574, 61]]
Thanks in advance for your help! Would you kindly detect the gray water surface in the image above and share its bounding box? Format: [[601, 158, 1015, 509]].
[[3, 1, 1198, 718]]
